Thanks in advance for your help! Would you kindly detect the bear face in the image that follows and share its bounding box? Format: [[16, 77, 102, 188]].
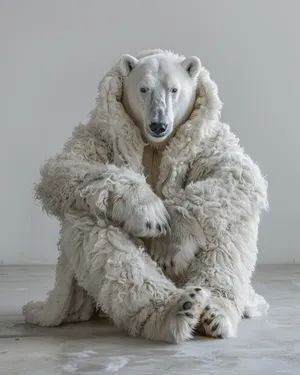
[[119, 53, 201, 144]]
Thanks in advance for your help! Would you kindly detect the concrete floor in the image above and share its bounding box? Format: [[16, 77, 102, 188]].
[[0, 265, 299, 375]]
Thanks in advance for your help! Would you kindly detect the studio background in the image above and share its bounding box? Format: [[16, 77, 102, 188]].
[[1, 0, 299, 264]]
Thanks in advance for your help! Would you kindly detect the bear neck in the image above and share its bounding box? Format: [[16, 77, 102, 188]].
[[90, 53, 223, 180]]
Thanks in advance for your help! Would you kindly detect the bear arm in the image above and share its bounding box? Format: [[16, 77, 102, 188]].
[[165, 152, 268, 240], [34, 124, 145, 219]]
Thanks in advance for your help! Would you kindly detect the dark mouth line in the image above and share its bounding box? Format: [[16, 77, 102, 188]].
[[147, 130, 168, 138]]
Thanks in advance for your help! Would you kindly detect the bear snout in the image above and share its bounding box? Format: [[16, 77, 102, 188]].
[[149, 122, 168, 137]]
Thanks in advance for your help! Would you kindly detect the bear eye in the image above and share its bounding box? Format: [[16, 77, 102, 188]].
[[140, 87, 147, 93], [171, 88, 178, 93]]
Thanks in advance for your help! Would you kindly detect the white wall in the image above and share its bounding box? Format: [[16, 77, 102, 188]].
[[1, 0, 299, 264]]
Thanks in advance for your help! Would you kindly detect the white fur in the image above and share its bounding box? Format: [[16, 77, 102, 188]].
[[121, 53, 200, 143], [23, 49, 269, 343]]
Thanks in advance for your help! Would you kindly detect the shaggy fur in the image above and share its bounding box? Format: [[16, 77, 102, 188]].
[[23, 49, 269, 343]]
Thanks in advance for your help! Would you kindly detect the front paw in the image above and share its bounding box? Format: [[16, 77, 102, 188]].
[[166, 203, 206, 246], [153, 238, 200, 277], [152, 243, 180, 275], [112, 183, 170, 237], [127, 197, 170, 238]]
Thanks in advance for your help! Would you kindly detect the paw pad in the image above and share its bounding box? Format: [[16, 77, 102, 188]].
[[183, 301, 192, 310], [177, 286, 209, 321], [200, 304, 236, 339]]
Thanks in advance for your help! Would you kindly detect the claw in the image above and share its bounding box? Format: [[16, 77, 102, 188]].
[[204, 317, 214, 325]]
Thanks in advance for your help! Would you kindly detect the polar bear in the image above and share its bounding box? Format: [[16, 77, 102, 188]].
[[23, 49, 269, 344]]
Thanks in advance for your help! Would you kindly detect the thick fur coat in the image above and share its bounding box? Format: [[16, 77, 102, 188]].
[[23, 50, 269, 343]]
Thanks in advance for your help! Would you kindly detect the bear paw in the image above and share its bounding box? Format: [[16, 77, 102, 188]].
[[177, 287, 208, 322], [199, 302, 238, 339], [112, 183, 170, 237]]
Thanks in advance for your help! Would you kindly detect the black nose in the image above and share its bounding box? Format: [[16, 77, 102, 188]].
[[149, 122, 167, 136]]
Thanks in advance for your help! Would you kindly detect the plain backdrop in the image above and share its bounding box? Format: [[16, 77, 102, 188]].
[[1, 0, 299, 264]]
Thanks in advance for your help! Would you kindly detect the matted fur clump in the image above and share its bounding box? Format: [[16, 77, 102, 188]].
[[23, 49, 268, 343]]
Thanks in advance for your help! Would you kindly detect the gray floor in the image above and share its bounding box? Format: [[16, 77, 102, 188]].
[[0, 265, 299, 375]]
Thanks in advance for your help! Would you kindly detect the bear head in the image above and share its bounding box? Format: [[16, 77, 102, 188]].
[[119, 52, 201, 144]]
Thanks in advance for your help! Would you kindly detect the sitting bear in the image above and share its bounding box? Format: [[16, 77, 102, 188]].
[[23, 49, 269, 343]]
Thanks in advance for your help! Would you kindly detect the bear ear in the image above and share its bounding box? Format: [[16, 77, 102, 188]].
[[119, 54, 138, 76], [181, 56, 201, 79]]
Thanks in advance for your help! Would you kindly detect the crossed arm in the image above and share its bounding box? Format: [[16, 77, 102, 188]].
[[37, 124, 267, 271], [35, 124, 170, 237], [152, 150, 268, 275]]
